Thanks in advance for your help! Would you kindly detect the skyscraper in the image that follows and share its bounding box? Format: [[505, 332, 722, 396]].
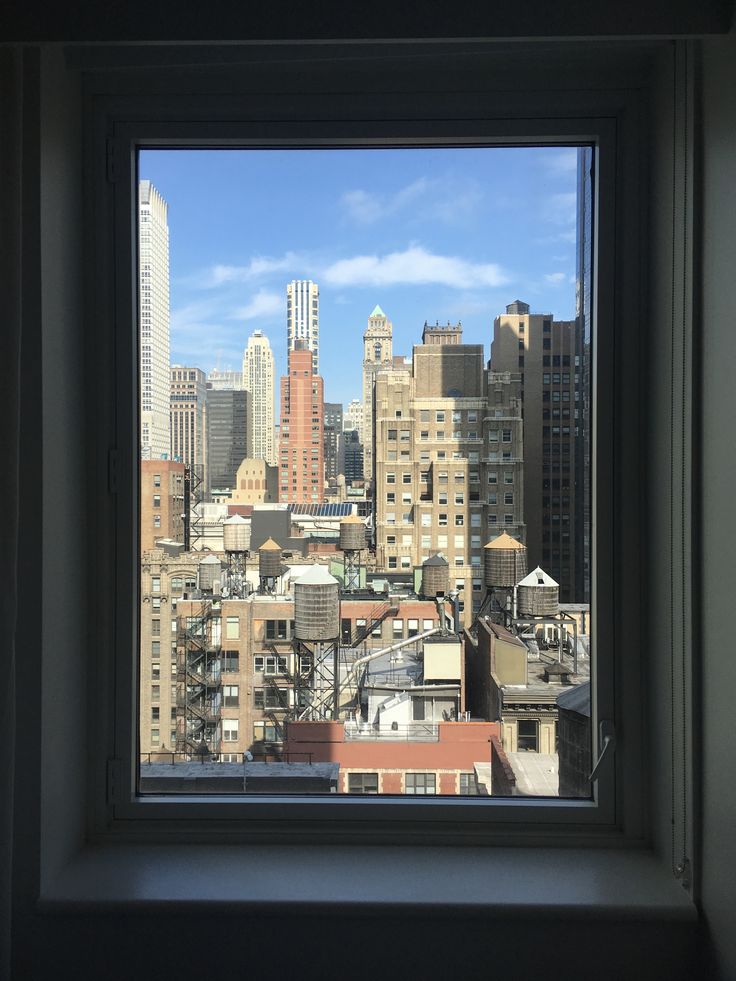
[[205, 390, 249, 499], [139, 180, 171, 459], [323, 402, 343, 481], [170, 365, 207, 491], [242, 329, 275, 465], [491, 301, 577, 601], [286, 280, 319, 374], [361, 305, 393, 479], [278, 342, 324, 503]]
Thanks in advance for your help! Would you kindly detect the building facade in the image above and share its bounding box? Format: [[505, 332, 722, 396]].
[[278, 344, 324, 503], [323, 401, 343, 482], [138, 180, 171, 460], [339, 429, 364, 483], [491, 301, 578, 601], [206, 368, 243, 390], [343, 398, 364, 435], [286, 279, 320, 375], [229, 458, 278, 505], [242, 330, 276, 465], [361, 305, 393, 479], [170, 365, 207, 492], [205, 389, 249, 498], [373, 325, 524, 615], [140, 460, 185, 552]]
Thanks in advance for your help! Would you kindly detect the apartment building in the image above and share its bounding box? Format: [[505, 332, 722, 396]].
[[373, 325, 524, 614], [491, 300, 578, 601], [278, 343, 325, 503]]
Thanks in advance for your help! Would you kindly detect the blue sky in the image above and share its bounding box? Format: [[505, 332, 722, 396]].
[[140, 147, 579, 407]]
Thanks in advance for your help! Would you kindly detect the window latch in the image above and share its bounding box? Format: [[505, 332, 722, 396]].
[[589, 720, 616, 782]]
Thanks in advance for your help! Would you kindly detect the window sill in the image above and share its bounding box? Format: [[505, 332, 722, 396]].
[[40, 843, 695, 919]]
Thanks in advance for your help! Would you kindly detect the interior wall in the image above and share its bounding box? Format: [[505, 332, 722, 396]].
[[698, 33, 736, 981]]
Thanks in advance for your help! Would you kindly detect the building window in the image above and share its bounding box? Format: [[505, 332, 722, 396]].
[[348, 773, 378, 795], [225, 616, 239, 639], [222, 720, 238, 742], [459, 773, 479, 795], [517, 720, 539, 752], [405, 773, 436, 795], [223, 685, 239, 707], [265, 620, 288, 641]]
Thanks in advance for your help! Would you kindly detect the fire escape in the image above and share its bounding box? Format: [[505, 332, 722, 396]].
[[175, 600, 222, 757]]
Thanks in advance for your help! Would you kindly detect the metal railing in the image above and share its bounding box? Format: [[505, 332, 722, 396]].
[[343, 721, 439, 742], [140, 750, 315, 765]]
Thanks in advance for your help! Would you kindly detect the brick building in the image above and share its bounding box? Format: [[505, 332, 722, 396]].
[[278, 342, 325, 503]]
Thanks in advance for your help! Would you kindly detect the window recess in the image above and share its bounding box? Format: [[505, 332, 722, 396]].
[[88, 42, 655, 848]]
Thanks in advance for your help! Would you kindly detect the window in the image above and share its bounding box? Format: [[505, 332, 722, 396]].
[[222, 720, 238, 742], [348, 773, 378, 795], [405, 773, 436, 795], [80, 44, 672, 856], [459, 773, 479, 796], [223, 685, 239, 707], [265, 620, 288, 641], [517, 720, 539, 753]]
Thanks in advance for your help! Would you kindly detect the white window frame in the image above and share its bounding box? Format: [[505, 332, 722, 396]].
[[59, 43, 695, 903]]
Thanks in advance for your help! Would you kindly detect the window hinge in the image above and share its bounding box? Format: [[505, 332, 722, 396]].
[[108, 448, 118, 494], [106, 758, 123, 805], [106, 137, 118, 184], [589, 720, 616, 782]]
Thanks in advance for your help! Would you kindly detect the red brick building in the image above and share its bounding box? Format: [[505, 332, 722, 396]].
[[278, 343, 324, 503], [284, 720, 501, 794]]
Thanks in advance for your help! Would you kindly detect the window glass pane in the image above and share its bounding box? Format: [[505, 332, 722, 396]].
[[138, 144, 592, 798]]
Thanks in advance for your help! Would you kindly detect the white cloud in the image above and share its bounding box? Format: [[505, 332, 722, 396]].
[[544, 272, 567, 284], [202, 252, 304, 287], [323, 246, 509, 289], [341, 176, 483, 227], [541, 149, 579, 175], [230, 289, 283, 321]]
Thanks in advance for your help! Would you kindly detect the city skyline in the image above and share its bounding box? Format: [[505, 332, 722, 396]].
[[140, 147, 579, 406]]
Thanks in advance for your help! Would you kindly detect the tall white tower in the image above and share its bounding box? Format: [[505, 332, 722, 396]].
[[242, 330, 276, 464], [286, 279, 319, 375], [139, 180, 171, 460]]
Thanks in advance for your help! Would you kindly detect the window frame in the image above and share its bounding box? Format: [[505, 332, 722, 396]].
[[87, 45, 650, 847]]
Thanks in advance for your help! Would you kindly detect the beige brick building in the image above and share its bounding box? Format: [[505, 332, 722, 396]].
[[373, 325, 525, 616], [140, 552, 451, 759], [361, 304, 393, 478], [491, 300, 578, 601]]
